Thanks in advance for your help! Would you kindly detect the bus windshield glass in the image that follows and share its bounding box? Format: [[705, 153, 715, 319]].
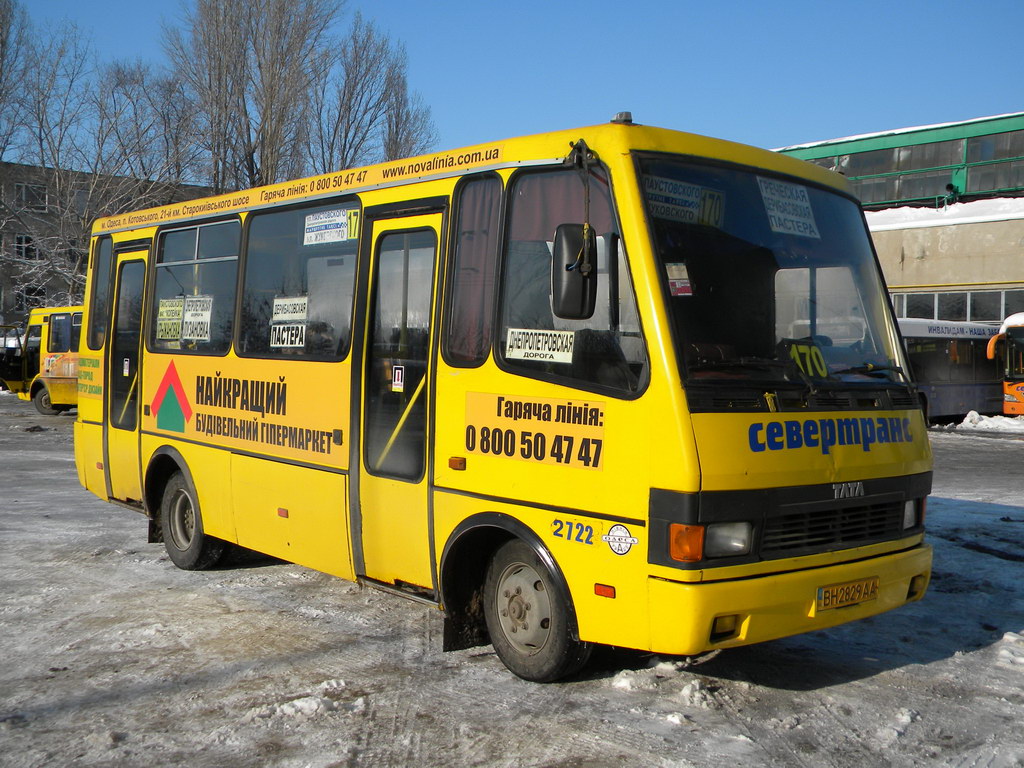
[[1006, 326, 1024, 381], [640, 156, 905, 387]]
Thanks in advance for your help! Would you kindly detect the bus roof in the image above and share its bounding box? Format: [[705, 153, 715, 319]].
[[897, 317, 998, 340], [90, 120, 846, 237], [998, 312, 1024, 334]]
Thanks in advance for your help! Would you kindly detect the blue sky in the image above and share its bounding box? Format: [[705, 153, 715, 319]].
[[33, 0, 1024, 152]]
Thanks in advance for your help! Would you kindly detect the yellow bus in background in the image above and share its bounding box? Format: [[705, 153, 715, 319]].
[[75, 117, 932, 681], [0, 305, 82, 414]]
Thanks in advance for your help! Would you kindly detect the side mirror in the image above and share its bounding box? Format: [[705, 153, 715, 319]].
[[551, 223, 597, 319]]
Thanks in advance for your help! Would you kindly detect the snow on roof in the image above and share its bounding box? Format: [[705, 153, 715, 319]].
[[866, 197, 1024, 231], [775, 112, 1024, 152]]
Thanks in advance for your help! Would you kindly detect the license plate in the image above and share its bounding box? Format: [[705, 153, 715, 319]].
[[816, 576, 879, 611]]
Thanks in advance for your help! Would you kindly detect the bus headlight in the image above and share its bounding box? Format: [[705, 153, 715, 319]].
[[705, 522, 752, 557], [903, 499, 925, 529], [1005, 393, 1019, 402]]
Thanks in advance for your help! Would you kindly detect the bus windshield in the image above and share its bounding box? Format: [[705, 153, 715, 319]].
[[640, 156, 905, 389], [1006, 326, 1024, 381]]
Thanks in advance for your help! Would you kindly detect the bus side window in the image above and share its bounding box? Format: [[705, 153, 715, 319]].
[[444, 175, 501, 366], [149, 221, 240, 355], [498, 169, 647, 393], [48, 313, 71, 353], [239, 201, 359, 359]]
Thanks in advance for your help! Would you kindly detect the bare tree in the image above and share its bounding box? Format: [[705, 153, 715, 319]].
[[0, 0, 30, 161], [382, 71, 437, 162], [166, 0, 343, 192], [2, 27, 207, 314], [307, 15, 437, 173]]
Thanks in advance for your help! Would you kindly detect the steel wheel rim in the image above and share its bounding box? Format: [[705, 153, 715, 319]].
[[495, 560, 552, 655], [168, 489, 195, 550]]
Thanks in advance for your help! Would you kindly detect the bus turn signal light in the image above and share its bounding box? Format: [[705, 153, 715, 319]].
[[449, 457, 466, 471], [594, 584, 616, 598], [669, 524, 704, 562]]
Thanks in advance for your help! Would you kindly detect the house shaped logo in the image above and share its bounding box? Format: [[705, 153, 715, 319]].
[[151, 360, 192, 433]]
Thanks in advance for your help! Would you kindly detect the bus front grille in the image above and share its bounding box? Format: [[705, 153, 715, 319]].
[[760, 501, 905, 557]]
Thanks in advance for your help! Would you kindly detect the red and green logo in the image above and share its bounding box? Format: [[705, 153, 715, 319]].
[[151, 361, 192, 433]]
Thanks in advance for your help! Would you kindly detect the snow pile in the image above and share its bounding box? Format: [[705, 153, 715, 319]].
[[866, 197, 1024, 231], [944, 411, 1024, 433], [244, 679, 365, 722], [997, 632, 1024, 669]]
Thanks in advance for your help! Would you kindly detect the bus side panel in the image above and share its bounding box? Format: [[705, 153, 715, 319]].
[[231, 455, 354, 580], [74, 421, 105, 494], [433, 491, 655, 652]]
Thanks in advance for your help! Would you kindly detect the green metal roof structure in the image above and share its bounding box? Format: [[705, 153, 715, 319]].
[[777, 113, 1024, 210]]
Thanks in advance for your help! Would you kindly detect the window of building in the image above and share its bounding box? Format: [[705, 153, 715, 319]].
[[905, 293, 935, 319], [898, 170, 953, 201], [149, 220, 240, 354], [14, 234, 37, 259], [966, 159, 1024, 193], [1006, 290, 1024, 317], [14, 286, 46, 313], [238, 201, 359, 359], [969, 291, 1002, 322], [966, 130, 1024, 164], [891, 293, 905, 317], [840, 148, 895, 176], [937, 292, 967, 321], [15, 183, 48, 212], [896, 139, 963, 171], [445, 175, 502, 366]]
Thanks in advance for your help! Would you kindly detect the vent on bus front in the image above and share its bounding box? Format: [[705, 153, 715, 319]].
[[759, 501, 904, 557]]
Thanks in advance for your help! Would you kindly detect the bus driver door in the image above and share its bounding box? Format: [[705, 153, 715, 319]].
[[354, 211, 442, 592]]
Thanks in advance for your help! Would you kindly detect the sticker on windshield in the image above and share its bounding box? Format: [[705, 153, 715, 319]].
[[758, 177, 820, 239], [643, 176, 724, 227], [665, 263, 692, 296], [156, 297, 184, 340], [505, 328, 574, 363], [303, 209, 358, 246], [181, 295, 213, 342]]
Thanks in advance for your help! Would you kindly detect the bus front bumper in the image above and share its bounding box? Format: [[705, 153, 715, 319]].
[[647, 543, 932, 656]]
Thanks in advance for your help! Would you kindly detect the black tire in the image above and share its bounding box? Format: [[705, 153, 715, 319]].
[[483, 538, 592, 682], [159, 471, 226, 570], [33, 386, 59, 415]]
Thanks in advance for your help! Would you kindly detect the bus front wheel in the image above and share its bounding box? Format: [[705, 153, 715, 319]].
[[160, 472, 225, 570], [32, 386, 58, 415], [483, 538, 592, 682]]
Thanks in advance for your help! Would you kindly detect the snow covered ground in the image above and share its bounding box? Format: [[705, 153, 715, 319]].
[[1, 390, 1022, 767]]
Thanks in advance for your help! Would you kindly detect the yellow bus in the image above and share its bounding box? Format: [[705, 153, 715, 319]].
[[0, 305, 82, 414], [75, 117, 932, 681], [986, 312, 1024, 415]]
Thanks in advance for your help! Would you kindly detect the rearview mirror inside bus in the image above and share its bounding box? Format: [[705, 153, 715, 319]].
[[551, 223, 597, 319]]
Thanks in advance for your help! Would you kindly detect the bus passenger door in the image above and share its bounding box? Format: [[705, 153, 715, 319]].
[[355, 212, 442, 590], [104, 255, 147, 504]]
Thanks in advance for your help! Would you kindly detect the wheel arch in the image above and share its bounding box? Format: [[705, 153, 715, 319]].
[[438, 512, 580, 651], [144, 446, 199, 541]]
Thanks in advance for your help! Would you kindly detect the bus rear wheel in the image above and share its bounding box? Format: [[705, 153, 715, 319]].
[[160, 472, 225, 570], [483, 539, 592, 682], [33, 386, 58, 415]]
